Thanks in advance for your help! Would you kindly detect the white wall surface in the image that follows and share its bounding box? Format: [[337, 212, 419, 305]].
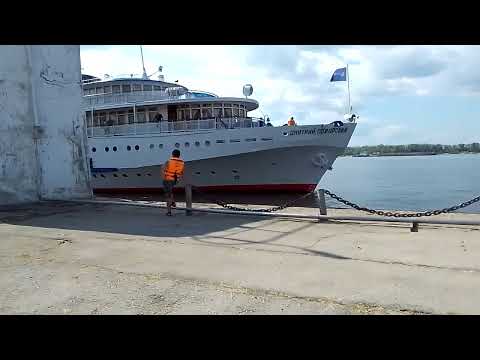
[[0, 45, 92, 205]]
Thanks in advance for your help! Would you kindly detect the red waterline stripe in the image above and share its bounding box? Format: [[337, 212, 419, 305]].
[[93, 184, 316, 194]]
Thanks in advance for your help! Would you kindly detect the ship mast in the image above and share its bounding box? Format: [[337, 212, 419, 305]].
[[140, 45, 148, 79]]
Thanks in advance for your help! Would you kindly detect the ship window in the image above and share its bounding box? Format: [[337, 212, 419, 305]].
[[177, 109, 184, 121], [214, 108, 222, 117], [261, 138, 273, 141], [136, 110, 146, 123], [122, 174, 128, 177], [283, 132, 288, 136], [239, 109, 245, 117], [92, 147, 96, 152], [233, 107, 239, 117], [202, 107, 212, 119], [92, 174, 97, 178], [104, 86, 112, 94], [105, 147, 109, 152], [245, 138, 256, 142], [122, 84, 131, 93], [195, 141, 200, 147], [127, 145, 132, 151], [230, 139, 240, 143], [143, 84, 152, 91], [175, 143, 180, 148], [113, 174, 118, 177], [210, 171, 216, 175], [147, 173, 152, 176], [184, 109, 191, 121], [149, 144, 154, 149], [159, 144, 163, 149], [216, 140, 225, 144], [118, 112, 127, 125], [133, 84, 142, 92], [154, 85, 162, 91], [100, 174, 105, 178], [195, 172, 201, 175], [112, 85, 121, 94], [95, 87, 103, 94], [205, 140, 211, 146], [224, 108, 232, 118], [135, 145, 140, 151], [185, 142, 190, 147], [137, 174, 142, 177], [128, 112, 134, 124], [113, 146, 117, 152], [192, 108, 201, 120], [232, 170, 238, 173]]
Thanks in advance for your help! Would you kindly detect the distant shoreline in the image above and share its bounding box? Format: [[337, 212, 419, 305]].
[[344, 152, 479, 158]]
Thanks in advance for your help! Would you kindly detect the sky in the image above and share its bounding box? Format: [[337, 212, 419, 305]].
[[80, 45, 480, 146]]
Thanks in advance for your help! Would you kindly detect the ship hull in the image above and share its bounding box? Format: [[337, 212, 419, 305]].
[[91, 144, 344, 194]]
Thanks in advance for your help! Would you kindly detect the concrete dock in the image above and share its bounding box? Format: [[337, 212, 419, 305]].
[[1, 199, 480, 315]]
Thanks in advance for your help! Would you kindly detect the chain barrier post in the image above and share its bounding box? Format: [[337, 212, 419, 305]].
[[411, 222, 419, 232], [185, 183, 192, 216], [317, 189, 327, 216]]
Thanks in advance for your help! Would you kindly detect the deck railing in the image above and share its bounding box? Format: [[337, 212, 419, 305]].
[[86, 117, 266, 137]]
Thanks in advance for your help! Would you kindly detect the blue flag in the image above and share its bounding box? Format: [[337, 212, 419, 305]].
[[330, 67, 347, 82]]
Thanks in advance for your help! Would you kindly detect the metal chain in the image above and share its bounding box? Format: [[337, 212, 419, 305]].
[[324, 189, 480, 218], [191, 186, 316, 213]]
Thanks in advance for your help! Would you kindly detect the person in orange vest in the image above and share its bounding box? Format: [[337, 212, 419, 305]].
[[162, 149, 185, 216], [288, 116, 296, 126]]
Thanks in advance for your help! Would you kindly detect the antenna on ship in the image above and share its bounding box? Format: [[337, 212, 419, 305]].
[[140, 45, 148, 79]]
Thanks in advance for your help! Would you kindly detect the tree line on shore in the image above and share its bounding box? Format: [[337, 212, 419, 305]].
[[342, 143, 480, 156]]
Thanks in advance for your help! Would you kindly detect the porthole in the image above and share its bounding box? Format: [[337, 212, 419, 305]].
[[149, 144, 154, 149], [211, 171, 216, 175], [147, 173, 152, 177], [137, 173, 142, 177], [232, 170, 238, 174], [113, 146, 117, 152], [195, 141, 200, 147], [205, 141, 211, 146], [100, 174, 105, 178], [175, 143, 180, 148], [185, 142, 190, 147], [127, 145, 132, 151], [105, 147, 109, 152], [245, 138, 256, 142], [92, 147, 97, 152], [230, 139, 240, 143], [272, 162, 277, 166], [216, 140, 225, 144], [92, 174, 97, 178], [159, 144, 163, 149], [135, 145, 140, 151], [283, 132, 288, 136], [122, 174, 128, 177], [113, 174, 118, 177], [195, 171, 201, 175]]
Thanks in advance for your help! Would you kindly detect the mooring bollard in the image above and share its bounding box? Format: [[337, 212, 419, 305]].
[[185, 184, 193, 216], [411, 222, 419, 232], [317, 189, 327, 216]]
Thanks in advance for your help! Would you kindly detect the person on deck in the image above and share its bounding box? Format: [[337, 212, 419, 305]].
[[288, 116, 296, 126]]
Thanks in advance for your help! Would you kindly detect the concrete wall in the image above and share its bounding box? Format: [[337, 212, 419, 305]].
[[0, 45, 92, 205]]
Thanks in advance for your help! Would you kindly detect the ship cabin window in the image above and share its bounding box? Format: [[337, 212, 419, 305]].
[[118, 111, 127, 125], [143, 84, 152, 91], [214, 107, 223, 118], [112, 85, 121, 94], [224, 107, 232, 118], [95, 87, 103, 94], [128, 110, 134, 124], [122, 84, 131, 93], [154, 85, 162, 91], [192, 108, 201, 120], [132, 84, 142, 92], [202, 107, 212, 119], [136, 110, 146, 123], [233, 105, 239, 117], [104, 85, 112, 94], [86, 112, 92, 127]]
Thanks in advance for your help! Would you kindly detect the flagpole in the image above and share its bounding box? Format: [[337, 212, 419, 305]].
[[347, 64, 351, 114]]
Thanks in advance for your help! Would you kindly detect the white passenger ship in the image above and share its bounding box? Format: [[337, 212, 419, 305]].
[[83, 67, 356, 193]]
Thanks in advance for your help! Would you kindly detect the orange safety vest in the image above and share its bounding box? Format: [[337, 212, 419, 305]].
[[288, 118, 296, 126], [163, 157, 185, 181]]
